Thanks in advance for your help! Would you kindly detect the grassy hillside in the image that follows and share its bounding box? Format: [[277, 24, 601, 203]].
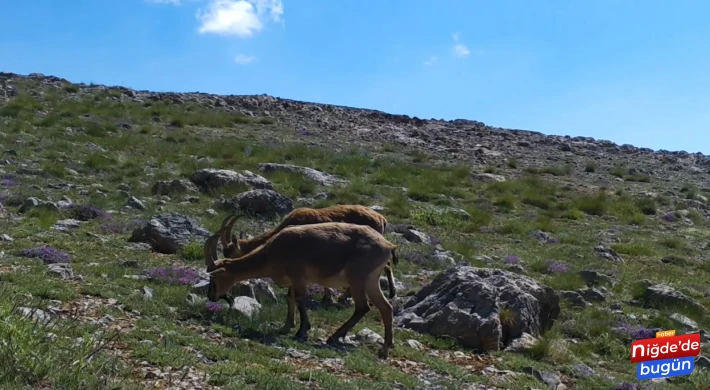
[[1, 72, 709, 389]]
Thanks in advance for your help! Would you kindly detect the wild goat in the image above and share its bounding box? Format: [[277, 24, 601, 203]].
[[203, 222, 397, 358], [218, 204, 398, 300]]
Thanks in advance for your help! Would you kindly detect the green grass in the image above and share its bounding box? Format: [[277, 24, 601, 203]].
[[0, 76, 708, 389]]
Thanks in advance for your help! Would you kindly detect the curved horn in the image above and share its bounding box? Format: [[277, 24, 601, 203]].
[[204, 233, 220, 271], [218, 215, 236, 248], [225, 214, 244, 243]]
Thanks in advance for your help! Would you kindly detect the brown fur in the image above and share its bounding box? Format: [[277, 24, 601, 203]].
[[217, 205, 398, 300], [204, 222, 397, 358]]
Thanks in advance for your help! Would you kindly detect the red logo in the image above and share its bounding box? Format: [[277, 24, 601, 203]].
[[630, 333, 701, 363]]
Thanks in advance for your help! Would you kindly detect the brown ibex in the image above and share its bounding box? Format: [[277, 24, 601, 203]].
[[203, 222, 397, 358], [218, 204, 397, 301]]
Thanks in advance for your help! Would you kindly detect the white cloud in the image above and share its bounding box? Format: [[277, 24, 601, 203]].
[[424, 56, 437, 66], [234, 54, 256, 64], [453, 44, 470, 58], [196, 0, 284, 37], [451, 33, 470, 58]]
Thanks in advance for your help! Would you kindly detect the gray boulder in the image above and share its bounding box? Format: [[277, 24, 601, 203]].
[[216, 189, 293, 217], [128, 212, 211, 254], [190, 168, 273, 192], [395, 265, 560, 352], [636, 280, 705, 314], [151, 179, 199, 196], [258, 163, 348, 186]]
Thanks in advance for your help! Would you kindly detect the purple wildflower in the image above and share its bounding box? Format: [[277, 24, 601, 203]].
[[614, 321, 657, 340], [18, 245, 71, 264], [205, 301, 224, 313], [630, 327, 656, 340], [307, 284, 325, 297], [1, 174, 17, 187], [662, 213, 676, 222], [505, 255, 520, 265], [547, 260, 570, 273], [144, 266, 202, 285]]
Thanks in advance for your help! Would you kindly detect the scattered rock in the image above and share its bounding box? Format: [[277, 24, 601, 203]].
[[128, 212, 211, 254], [258, 163, 349, 186], [235, 279, 278, 303], [231, 296, 262, 318], [127, 196, 146, 210], [522, 366, 562, 389], [142, 286, 154, 300], [431, 246, 460, 266], [570, 363, 595, 378], [191, 279, 210, 294], [354, 328, 384, 345], [696, 355, 710, 369], [406, 339, 425, 351], [471, 173, 506, 182], [190, 168, 272, 191], [51, 219, 82, 233], [124, 274, 150, 281], [669, 313, 699, 332], [152, 179, 199, 196], [18, 197, 59, 213], [578, 270, 613, 287], [577, 287, 607, 302], [531, 230, 557, 244], [396, 265, 560, 352], [16, 307, 51, 322], [594, 245, 624, 262], [560, 291, 590, 308], [186, 293, 205, 305], [216, 189, 294, 217], [402, 228, 433, 245], [46, 263, 74, 280], [636, 280, 705, 313], [503, 332, 539, 353]]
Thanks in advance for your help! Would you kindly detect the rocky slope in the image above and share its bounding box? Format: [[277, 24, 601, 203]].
[[1, 71, 709, 390]]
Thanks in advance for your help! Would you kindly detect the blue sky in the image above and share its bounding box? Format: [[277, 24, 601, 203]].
[[2, 0, 709, 153]]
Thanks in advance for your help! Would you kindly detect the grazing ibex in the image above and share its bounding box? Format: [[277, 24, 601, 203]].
[[203, 222, 397, 358], [218, 204, 398, 300]]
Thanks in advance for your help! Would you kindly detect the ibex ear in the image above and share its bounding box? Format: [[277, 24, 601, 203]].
[[239, 231, 244, 240]]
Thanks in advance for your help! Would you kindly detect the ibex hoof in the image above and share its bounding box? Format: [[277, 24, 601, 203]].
[[377, 346, 391, 359], [278, 325, 294, 334], [294, 332, 309, 342]]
